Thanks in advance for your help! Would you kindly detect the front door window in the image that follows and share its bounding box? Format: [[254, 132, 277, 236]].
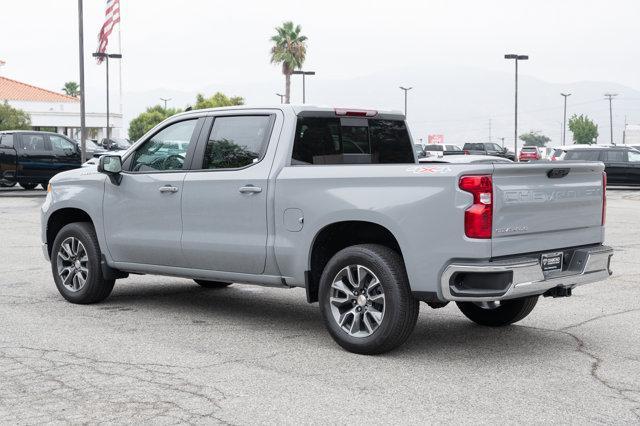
[[130, 120, 197, 172]]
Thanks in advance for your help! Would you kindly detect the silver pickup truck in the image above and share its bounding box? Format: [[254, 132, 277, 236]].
[[41, 105, 613, 354]]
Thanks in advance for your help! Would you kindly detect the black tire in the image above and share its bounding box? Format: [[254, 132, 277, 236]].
[[194, 280, 232, 289], [456, 296, 538, 327], [319, 244, 419, 355], [0, 181, 17, 188], [50, 222, 115, 304], [19, 182, 37, 190]]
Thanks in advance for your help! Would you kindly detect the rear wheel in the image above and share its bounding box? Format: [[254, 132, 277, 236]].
[[194, 280, 232, 289], [0, 181, 17, 188], [456, 296, 538, 327], [19, 182, 37, 190], [319, 244, 419, 355], [51, 222, 115, 304]]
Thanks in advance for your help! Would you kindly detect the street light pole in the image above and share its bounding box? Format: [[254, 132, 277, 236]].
[[160, 97, 171, 110], [276, 93, 285, 104], [291, 70, 316, 103], [93, 52, 122, 143], [504, 54, 529, 161], [561, 93, 571, 146], [77, 0, 87, 162], [399, 86, 413, 117], [604, 93, 618, 145]]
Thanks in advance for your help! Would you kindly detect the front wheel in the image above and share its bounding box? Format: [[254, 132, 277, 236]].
[[0, 181, 17, 188], [51, 222, 115, 304], [456, 296, 538, 327], [319, 244, 419, 355]]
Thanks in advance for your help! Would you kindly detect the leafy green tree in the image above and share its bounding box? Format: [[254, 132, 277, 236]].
[[193, 92, 244, 110], [568, 114, 599, 144], [0, 101, 31, 131], [519, 131, 551, 147], [270, 21, 307, 104], [62, 81, 80, 97], [128, 105, 182, 141]]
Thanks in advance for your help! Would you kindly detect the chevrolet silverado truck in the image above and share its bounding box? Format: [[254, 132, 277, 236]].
[[41, 105, 613, 354]]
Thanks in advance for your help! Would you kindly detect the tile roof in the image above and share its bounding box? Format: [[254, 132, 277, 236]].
[[0, 76, 79, 103]]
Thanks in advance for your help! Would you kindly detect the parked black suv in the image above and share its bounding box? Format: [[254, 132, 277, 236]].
[[0, 131, 82, 189], [563, 146, 640, 185], [462, 142, 516, 160]]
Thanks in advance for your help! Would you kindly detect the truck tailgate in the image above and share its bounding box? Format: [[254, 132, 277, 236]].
[[491, 162, 605, 257]]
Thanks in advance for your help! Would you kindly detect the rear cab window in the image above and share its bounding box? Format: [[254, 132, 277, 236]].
[[291, 116, 414, 165]]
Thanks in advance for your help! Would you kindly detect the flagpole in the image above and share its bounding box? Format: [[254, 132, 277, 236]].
[[117, 3, 123, 130], [77, 0, 87, 163]]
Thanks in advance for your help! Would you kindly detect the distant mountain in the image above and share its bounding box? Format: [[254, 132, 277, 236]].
[[121, 65, 640, 148]]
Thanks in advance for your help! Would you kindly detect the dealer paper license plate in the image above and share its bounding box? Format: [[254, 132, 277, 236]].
[[541, 252, 563, 272]]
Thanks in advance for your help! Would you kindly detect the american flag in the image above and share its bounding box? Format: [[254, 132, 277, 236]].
[[96, 0, 121, 63]]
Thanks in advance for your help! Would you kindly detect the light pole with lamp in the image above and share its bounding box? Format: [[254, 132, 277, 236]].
[[504, 54, 528, 161], [291, 70, 315, 103], [276, 93, 285, 104], [92, 52, 122, 144], [399, 86, 412, 117]]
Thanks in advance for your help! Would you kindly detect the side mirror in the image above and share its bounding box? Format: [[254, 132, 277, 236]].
[[98, 155, 123, 185]]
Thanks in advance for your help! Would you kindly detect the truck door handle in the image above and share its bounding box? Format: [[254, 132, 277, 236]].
[[239, 185, 262, 194], [159, 185, 178, 193]]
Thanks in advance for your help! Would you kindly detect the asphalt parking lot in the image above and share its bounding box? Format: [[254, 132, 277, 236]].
[[0, 189, 638, 424]]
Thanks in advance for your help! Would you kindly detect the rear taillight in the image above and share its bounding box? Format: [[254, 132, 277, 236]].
[[464, 150, 469, 155], [459, 175, 493, 239], [602, 172, 607, 225]]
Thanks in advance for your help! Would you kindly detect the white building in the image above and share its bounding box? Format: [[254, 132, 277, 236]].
[[624, 124, 640, 145], [0, 75, 122, 140]]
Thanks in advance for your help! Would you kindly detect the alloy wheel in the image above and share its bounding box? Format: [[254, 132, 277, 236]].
[[329, 264, 386, 338], [56, 237, 89, 292]]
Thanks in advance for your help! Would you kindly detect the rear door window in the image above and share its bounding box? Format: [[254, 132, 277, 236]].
[[601, 150, 627, 162], [202, 115, 272, 169], [564, 150, 602, 161], [19, 134, 49, 152], [291, 117, 413, 165]]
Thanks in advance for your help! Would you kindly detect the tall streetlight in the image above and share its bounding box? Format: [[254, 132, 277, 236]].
[[291, 70, 316, 103], [504, 54, 528, 160], [77, 0, 87, 162], [160, 97, 171, 110], [604, 93, 618, 145], [92, 52, 122, 143], [561, 93, 571, 146], [399, 86, 413, 117], [276, 93, 285, 104]]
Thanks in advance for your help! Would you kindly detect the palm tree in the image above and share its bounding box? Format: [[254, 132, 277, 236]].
[[270, 21, 307, 104], [62, 81, 80, 98]]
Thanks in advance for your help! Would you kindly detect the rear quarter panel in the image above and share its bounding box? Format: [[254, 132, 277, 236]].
[[273, 163, 493, 297]]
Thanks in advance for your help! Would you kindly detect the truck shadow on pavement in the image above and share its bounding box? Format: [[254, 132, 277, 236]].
[[99, 280, 570, 357]]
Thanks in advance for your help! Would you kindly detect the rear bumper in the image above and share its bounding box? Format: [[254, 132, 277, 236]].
[[440, 244, 613, 302]]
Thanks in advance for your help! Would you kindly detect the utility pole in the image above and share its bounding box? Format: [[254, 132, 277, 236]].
[[93, 52, 122, 143], [276, 93, 285, 104], [77, 0, 87, 162], [291, 70, 316, 103], [504, 54, 529, 161], [500, 137, 505, 148], [399, 86, 413, 117], [160, 97, 171, 110], [604, 93, 618, 145], [561, 93, 571, 146]]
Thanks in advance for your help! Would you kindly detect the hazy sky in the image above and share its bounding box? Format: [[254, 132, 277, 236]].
[[1, 0, 639, 143], [2, 0, 638, 91]]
